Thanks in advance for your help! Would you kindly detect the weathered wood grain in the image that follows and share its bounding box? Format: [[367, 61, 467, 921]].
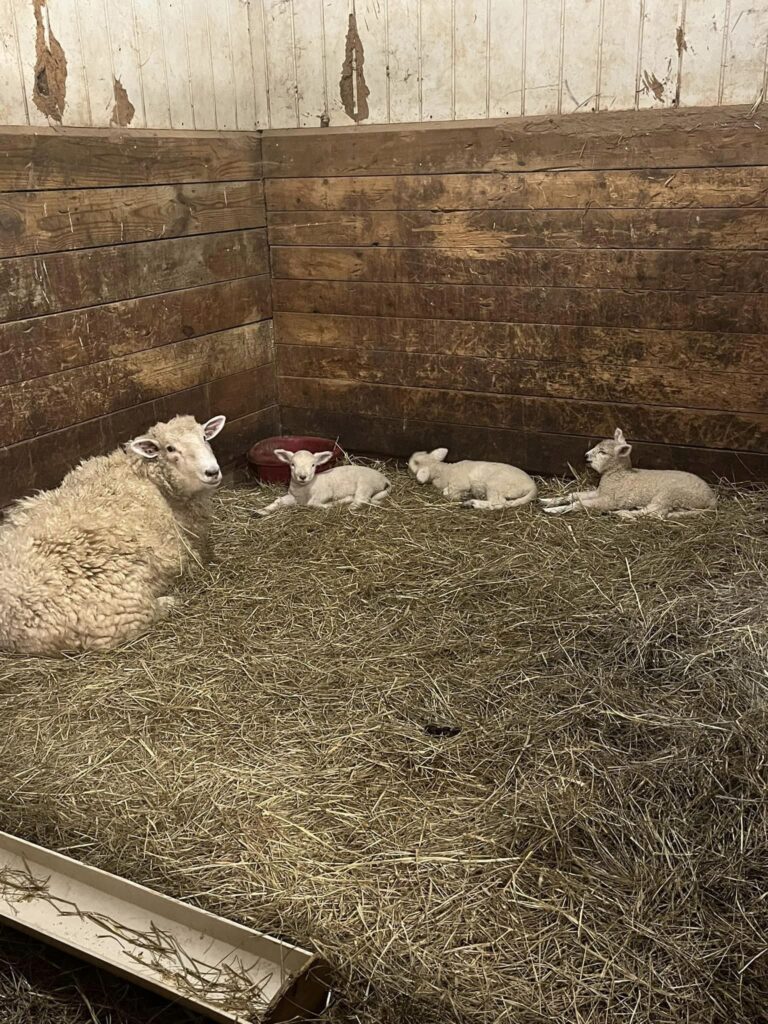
[[276, 343, 768, 414], [270, 245, 768, 294], [274, 312, 768, 376], [1, 275, 271, 386], [214, 406, 281, 465], [267, 208, 768, 249], [0, 229, 268, 324], [208, 362, 278, 422], [272, 280, 768, 334], [265, 166, 768, 212], [2, 322, 274, 446], [0, 128, 262, 190], [278, 377, 768, 452], [0, 181, 265, 258], [262, 106, 765, 177], [280, 407, 768, 482]]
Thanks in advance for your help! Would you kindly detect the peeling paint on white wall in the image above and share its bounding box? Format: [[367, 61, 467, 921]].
[[0, 0, 765, 129]]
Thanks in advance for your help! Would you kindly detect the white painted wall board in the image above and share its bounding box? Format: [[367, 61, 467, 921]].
[[0, 0, 27, 125], [263, 0, 298, 128], [155, 0, 193, 128], [206, 0, 238, 129], [524, 0, 562, 114], [561, 0, 601, 113], [355, 0, 389, 123], [488, 0, 524, 117], [293, 0, 327, 126], [453, 0, 489, 119], [385, 0, 419, 122], [598, 0, 642, 110], [133, 0, 171, 128], [637, 0, 682, 108], [105, 0, 146, 125], [721, 0, 768, 105], [681, 0, 727, 107], [419, 0, 453, 120]]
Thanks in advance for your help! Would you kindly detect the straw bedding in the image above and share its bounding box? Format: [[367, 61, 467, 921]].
[[0, 467, 766, 1024]]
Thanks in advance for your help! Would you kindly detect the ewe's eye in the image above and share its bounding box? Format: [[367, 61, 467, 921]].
[[166, 445, 176, 454]]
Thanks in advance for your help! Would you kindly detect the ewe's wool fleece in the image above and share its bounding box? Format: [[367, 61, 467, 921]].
[[0, 420, 215, 655]]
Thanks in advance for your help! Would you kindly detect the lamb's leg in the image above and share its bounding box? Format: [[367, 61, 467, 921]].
[[464, 489, 504, 510], [307, 495, 337, 508], [614, 500, 670, 520], [665, 508, 715, 520], [156, 595, 177, 617], [540, 489, 598, 508], [256, 494, 297, 516], [543, 493, 611, 515], [369, 487, 390, 505]]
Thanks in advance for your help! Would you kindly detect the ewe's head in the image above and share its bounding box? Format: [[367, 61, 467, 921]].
[[408, 448, 448, 484], [586, 429, 633, 475], [127, 415, 226, 496], [275, 448, 333, 484]]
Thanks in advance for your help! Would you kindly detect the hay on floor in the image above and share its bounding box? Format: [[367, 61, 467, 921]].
[[0, 467, 767, 1024]]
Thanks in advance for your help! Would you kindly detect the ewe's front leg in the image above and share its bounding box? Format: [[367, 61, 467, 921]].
[[543, 493, 609, 515], [256, 494, 297, 516]]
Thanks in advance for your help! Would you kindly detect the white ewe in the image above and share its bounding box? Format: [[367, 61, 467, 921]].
[[540, 429, 717, 519], [0, 414, 226, 655], [408, 448, 537, 509], [256, 450, 390, 515]]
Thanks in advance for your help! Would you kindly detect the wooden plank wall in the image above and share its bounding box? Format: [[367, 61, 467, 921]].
[[265, 104, 768, 480], [0, 127, 277, 508]]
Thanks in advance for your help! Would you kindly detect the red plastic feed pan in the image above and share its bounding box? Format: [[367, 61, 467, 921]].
[[247, 435, 343, 485]]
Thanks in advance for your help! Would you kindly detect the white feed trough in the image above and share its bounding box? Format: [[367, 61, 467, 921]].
[[0, 830, 330, 1022]]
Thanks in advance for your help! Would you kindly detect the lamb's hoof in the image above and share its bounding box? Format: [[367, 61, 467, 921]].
[[461, 499, 476, 508], [539, 496, 563, 507], [543, 504, 569, 515], [614, 510, 635, 520], [157, 596, 177, 618], [254, 508, 271, 517]]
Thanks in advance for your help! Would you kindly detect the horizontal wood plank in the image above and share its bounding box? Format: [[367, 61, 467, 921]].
[[0, 181, 265, 259], [278, 377, 768, 453], [2, 322, 274, 447], [266, 166, 768, 212], [0, 229, 268, 324], [215, 405, 281, 466], [267, 208, 768, 249], [270, 244, 768, 294], [0, 128, 261, 191], [280, 407, 768, 482], [1, 275, 271, 387], [208, 362, 278, 422], [274, 312, 768, 376], [276, 343, 768, 414], [263, 106, 764, 178], [272, 279, 768, 334]]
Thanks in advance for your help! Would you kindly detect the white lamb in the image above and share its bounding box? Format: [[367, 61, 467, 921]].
[[256, 450, 390, 515], [540, 429, 717, 519], [0, 414, 226, 655], [408, 447, 537, 509]]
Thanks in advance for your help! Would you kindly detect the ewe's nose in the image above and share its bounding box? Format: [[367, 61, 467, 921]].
[[205, 467, 221, 479]]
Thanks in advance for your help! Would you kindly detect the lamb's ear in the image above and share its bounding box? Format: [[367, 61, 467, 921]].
[[431, 447, 449, 462], [273, 449, 294, 465], [313, 451, 334, 466], [616, 443, 632, 457], [613, 428, 625, 443], [128, 437, 161, 460], [416, 467, 431, 484], [203, 415, 226, 440]]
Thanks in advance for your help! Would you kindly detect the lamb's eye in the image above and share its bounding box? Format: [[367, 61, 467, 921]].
[[166, 445, 176, 453]]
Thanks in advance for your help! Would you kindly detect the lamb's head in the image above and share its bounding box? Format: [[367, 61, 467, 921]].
[[274, 448, 333, 484], [586, 429, 633, 475], [127, 414, 226, 496], [408, 448, 448, 484]]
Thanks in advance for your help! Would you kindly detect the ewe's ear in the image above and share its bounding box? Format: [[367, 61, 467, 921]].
[[203, 415, 226, 440], [274, 449, 294, 465], [313, 451, 334, 466], [128, 437, 161, 460], [431, 447, 449, 462], [416, 467, 431, 484], [613, 428, 625, 443], [616, 443, 632, 457]]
